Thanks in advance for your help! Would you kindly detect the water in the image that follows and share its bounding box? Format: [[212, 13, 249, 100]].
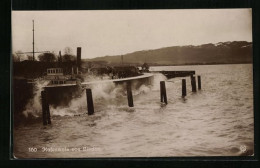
[[13, 64, 254, 158]]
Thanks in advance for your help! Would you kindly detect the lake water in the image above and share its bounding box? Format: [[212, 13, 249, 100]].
[[13, 64, 254, 158]]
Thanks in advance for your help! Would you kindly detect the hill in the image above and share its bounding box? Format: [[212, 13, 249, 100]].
[[83, 41, 252, 66]]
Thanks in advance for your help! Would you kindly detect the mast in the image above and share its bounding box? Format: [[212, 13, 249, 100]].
[[32, 20, 35, 61], [18, 21, 50, 60]]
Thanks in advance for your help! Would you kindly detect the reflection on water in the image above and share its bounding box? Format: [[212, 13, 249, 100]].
[[13, 64, 254, 158]]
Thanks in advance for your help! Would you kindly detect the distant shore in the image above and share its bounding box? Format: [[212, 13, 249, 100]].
[[145, 62, 253, 67]]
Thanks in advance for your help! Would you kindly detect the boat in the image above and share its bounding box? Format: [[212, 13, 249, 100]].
[[42, 65, 154, 105], [44, 65, 152, 88], [44, 67, 80, 86]]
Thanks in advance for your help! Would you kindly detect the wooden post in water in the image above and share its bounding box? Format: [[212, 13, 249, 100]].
[[45, 91, 51, 124], [126, 81, 134, 107], [182, 79, 186, 97], [193, 76, 197, 92], [41, 91, 47, 125], [160, 81, 167, 104], [86, 89, 94, 115], [190, 74, 193, 86], [160, 81, 163, 102], [192, 76, 197, 92], [198, 75, 201, 90]]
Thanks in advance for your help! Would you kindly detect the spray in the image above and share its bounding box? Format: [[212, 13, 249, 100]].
[[22, 79, 49, 118]]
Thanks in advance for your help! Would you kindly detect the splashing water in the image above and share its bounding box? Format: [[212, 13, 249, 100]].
[[49, 73, 165, 117], [22, 79, 49, 118], [22, 72, 168, 118]]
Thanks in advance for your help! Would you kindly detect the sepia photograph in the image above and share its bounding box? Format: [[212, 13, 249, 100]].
[[12, 9, 254, 158]]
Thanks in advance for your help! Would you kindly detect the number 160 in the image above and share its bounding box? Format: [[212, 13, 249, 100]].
[[28, 147, 37, 152]]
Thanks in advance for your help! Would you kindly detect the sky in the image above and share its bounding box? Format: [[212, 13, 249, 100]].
[[12, 9, 252, 59]]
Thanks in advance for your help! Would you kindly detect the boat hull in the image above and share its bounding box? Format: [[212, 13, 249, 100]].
[[44, 73, 154, 106]]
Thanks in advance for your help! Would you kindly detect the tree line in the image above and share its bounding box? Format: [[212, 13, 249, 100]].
[[12, 47, 76, 63]]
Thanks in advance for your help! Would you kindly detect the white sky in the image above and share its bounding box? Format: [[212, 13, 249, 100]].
[[12, 9, 252, 59]]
